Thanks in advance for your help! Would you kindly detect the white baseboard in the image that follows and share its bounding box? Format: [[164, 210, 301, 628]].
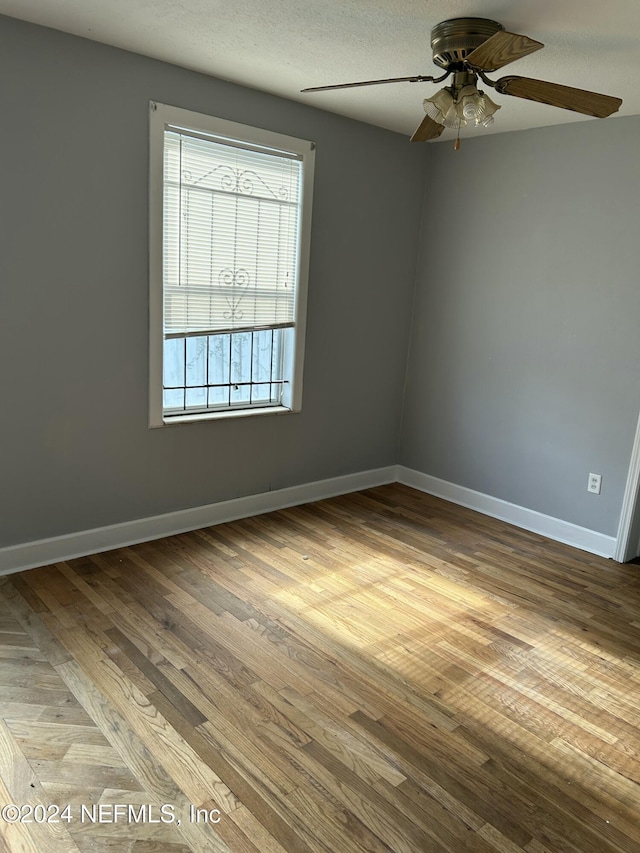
[[1, 463, 617, 576], [396, 466, 616, 559], [0, 466, 397, 576]]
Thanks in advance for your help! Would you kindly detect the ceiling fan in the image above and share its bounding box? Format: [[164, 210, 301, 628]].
[[301, 18, 622, 144]]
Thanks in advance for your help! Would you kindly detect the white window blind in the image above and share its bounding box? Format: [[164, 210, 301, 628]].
[[163, 128, 303, 337]]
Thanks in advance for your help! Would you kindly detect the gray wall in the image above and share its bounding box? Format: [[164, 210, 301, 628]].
[[400, 116, 640, 536], [3, 13, 638, 551], [0, 15, 428, 548]]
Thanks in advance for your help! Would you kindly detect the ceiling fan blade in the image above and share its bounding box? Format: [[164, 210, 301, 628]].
[[495, 76, 623, 117], [465, 30, 543, 71], [301, 74, 437, 93], [410, 114, 445, 142]]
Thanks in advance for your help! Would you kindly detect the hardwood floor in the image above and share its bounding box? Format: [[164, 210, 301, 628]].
[[1, 484, 640, 852]]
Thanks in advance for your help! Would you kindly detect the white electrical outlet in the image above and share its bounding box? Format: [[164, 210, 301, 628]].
[[588, 473, 602, 494]]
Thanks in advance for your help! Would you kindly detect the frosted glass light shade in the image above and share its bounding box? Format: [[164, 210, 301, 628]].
[[423, 86, 501, 131], [423, 89, 456, 125], [474, 92, 501, 126], [459, 85, 481, 119]]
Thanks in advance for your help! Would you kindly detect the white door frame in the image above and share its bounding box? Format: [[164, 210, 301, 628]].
[[614, 406, 640, 562]]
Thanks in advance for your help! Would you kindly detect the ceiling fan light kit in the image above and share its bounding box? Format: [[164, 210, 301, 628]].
[[423, 77, 501, 130], [302, 17, 622, 147]]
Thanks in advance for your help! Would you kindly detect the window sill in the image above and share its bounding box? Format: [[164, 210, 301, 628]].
[[150, 405, 295, 428]]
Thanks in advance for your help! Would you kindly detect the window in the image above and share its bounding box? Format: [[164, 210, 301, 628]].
[[149, 102, 315, 425]]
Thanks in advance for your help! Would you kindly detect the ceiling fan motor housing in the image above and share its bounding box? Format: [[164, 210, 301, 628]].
[[431, 18, 504, 69]]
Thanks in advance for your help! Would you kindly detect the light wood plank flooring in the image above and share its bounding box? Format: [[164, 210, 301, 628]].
[[1, 484, 640, 852]]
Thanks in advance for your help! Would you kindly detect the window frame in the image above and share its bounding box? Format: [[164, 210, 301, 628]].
[[148, 101, 315, 427]]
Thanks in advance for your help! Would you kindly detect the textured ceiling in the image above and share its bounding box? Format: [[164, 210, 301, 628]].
[[1, 0, 638, 142]]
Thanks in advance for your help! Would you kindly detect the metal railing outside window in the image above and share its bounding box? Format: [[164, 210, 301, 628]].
[[163, 328, 285, 415]]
